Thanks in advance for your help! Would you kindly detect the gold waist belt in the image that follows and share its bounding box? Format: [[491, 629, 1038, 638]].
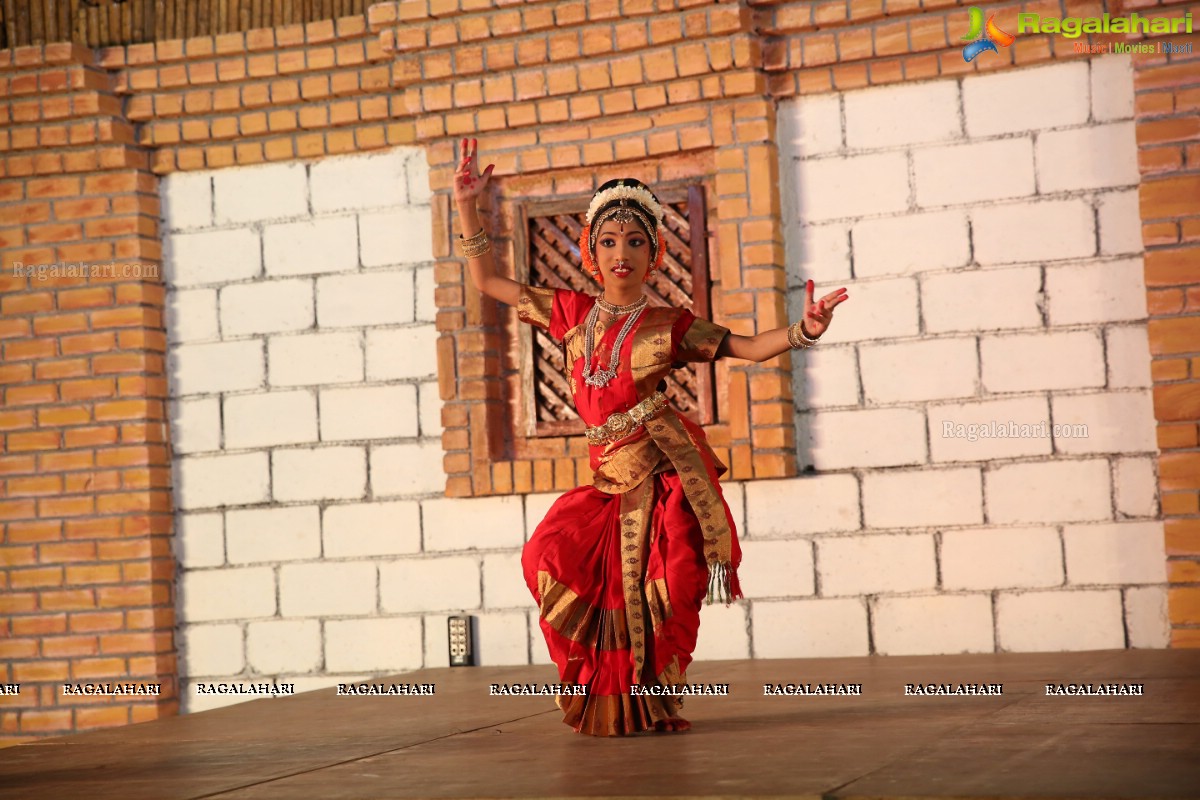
[[585, 391, 669, 447]]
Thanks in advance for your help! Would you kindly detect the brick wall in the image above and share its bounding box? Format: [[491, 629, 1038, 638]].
[[0, 13, 418, 741], [372, 0, 799, 495], [0, 0, 375, 49], [1132, 29, 1200, 647], [0, 44, 177, 742]]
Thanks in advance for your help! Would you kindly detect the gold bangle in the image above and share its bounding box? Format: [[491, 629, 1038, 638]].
[[787, 320, 819, 349], [458, 229, 490, 258]]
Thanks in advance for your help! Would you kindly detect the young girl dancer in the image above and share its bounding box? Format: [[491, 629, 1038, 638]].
[[453, 138, 848, 735]]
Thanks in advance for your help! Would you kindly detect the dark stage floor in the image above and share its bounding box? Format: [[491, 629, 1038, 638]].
[[1, 649, 1197, 799]]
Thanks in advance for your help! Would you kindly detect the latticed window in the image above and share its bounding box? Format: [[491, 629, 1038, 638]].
[[513, 185, 717, 438]]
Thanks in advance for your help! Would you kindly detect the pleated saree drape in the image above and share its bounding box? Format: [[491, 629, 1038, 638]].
[[516, 285, 744, 735]]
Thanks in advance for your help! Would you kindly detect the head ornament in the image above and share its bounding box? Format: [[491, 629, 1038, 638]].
[[579, 179, 666, 283]]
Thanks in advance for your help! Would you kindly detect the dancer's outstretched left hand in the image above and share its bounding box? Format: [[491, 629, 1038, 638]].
[[803, 280, 848, 338]]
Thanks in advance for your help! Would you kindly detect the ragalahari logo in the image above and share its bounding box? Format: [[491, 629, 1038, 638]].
[[961, 7, 1016, 61]]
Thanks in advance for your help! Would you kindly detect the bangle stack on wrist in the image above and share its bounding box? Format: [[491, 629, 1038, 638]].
[[787, 320, 820, 349], [458, 228, 490, 258]]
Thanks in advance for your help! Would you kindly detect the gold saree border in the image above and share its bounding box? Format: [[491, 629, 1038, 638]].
[[590, 406, 739, 604], [618, 478, 656, 684], [558, 690, 680, 736], [628, 307, 678, 399], [592, 435, 668, 494], [537, 571, 629, 652], [517, 284, 555, 332], [645, 410, 737, 603], [644, 576, 675, 633], [677, 315, 731, 362]]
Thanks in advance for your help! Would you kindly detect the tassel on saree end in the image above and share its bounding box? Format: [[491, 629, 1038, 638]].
[[703, 562, 743, 606]]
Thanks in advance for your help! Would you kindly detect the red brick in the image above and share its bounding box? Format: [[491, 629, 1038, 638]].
[[1136, 91, 1176, 117], [1145, 247, 1200, 287], [61, 379, 117, 402], [32, 313, 89, 336], [39, 589, 96, 611], [11, 614, 67, 636], [837, 28, 873, 61], [75, 706, 130, 729], [6, 430, 60, 451], [19, 709, 72, 733], [10, 565, 63, 589], [1137, 116, 1200, 146], [6, 520, 60, 542], [1141, 174, 1200, 220], [1169, 586, 1200, 625], [40, 451, 94, 473], [58, 287, 113, 310], [1149, 316, 1200, 356], [65, 517, 122, 540], [1139, 63, 1200, 91], [6, 475, 62, 497], [803, 34, 836, 67], [1162, 452, 1200, 491], [1, 292, 54, 315], [1144, 222, 1181, 247], [1152, 358, 1189, 383], [42, 634, 98, 658], [1163, 491, 1199, 515], [72, 658, 126, 679], [0, 409, 35, 431], [65, 566, 122, 585], [97, 584, 161, 608], [4, 339, 56, 361]]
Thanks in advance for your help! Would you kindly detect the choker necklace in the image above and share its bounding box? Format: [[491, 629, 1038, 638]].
[[596, 295, 647, 315], [582, 297, 647, 389]]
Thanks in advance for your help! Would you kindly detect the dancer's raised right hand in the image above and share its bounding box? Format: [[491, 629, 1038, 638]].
[[453, 137, 495, 209]]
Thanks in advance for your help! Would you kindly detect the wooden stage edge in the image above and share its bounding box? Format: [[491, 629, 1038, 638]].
[[1, 649, 1198, 800]]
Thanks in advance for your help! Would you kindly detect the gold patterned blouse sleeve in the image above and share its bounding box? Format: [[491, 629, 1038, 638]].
[[674, 312, 730, 362], [516, 284, 556, 334]]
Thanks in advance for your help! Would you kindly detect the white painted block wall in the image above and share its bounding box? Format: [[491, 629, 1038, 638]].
[[775, 57, 1167, 659], [162, 148, 552, 711], [164, 58, 1168, 713]]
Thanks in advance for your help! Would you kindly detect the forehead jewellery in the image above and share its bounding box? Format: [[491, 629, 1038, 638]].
[[579, 180, 667, 283]]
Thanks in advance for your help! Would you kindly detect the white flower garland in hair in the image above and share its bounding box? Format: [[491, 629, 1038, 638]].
[[586, 183, 664, 226]]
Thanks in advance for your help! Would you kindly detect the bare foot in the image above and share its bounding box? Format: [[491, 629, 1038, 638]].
[[653, 716, 691, 733]]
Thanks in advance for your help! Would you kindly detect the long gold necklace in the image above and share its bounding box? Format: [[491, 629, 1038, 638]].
[[582, 295, 647, 389]]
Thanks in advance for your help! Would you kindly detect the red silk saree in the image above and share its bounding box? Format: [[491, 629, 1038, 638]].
[[516, 284, 744, 736]]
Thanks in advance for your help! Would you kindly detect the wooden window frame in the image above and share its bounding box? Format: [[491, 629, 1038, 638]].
[[511, 183, 717, 441]]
